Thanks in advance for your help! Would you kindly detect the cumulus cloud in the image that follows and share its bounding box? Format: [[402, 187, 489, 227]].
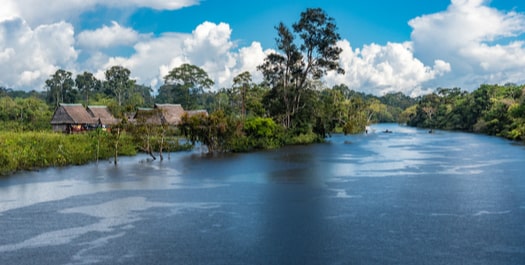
[[0, 0, 200, 90], [325, 40, 450, 96], [233, 42, 267, 82], [77, 21, 144, 49], [93, 32, 190, 87], [94, 22, 267, 92], [0, 17, 268, 92], [324, 0, 525, 96], [409, 0, 525, 89], [0, 18, 77, 89]]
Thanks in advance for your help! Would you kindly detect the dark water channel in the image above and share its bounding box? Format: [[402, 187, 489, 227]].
[[1, 124, 525, 264]]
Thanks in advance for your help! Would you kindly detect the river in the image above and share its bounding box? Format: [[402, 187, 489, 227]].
[[1, 124, 524, 264]]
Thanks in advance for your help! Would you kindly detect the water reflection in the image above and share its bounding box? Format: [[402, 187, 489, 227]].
[[0, 173, 184, 215], [258, 176, 327, 264]]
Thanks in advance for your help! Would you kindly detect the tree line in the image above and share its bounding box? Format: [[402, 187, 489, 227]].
[[406, 84, 525, 141]]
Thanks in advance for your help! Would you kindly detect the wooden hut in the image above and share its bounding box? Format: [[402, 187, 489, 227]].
[[87, 106, 119, 129], [132, 104, 209, 126], [154, 104, 186, 125], [133, 107, 163, 125], [50, 103, 96, 133]]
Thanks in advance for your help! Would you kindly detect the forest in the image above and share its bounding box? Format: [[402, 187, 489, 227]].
[[406, 84, 525, 140], [1, 7, 524, 175]]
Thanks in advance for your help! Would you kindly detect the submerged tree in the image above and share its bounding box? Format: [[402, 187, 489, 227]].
[[129, 108, 161, 160], [179, 110, 232, 153]]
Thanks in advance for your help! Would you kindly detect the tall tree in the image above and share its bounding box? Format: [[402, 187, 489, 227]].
[[75, 71, 100, 106], [45, 69, 75, 107], [104, 65, 135, 108], [232, 71, 252, 120], [163, 64, 214, 109], [257, 8, 344, 129]]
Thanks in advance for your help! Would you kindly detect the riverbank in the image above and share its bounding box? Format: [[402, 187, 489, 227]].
[[0, 131, 195, 176], [0, 128, 323, 176], [0, 131, 139, 176]]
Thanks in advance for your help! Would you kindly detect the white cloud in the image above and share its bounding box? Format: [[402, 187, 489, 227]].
[[123, 0, 199, 10], [95, 32, 190, 88], [0, 0, 199, 90], [0, 18, 77, 89], [0, 1, 19, 22], [324, 0, 525, 96], [233, 42, 267, 82], [325, 40, 450, 96], [409, 0, 525, 89], [0, 0, 198, 26], [182, 22, 237, 87], [77, 21, 144, 49], [94, 22, 268, 93]]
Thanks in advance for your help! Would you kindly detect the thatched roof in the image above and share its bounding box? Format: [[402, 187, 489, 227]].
[[154, 104, 185, 125], [51, 103, 96, 125], [131, 104, 208, 126], [186, 109, 208, 117], [133, 107, 163, 125], [87, 106, 119, 125]]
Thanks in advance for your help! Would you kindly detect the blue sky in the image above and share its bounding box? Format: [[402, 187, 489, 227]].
[[127, 0, 452, 48], [1, 0, 525, 96]]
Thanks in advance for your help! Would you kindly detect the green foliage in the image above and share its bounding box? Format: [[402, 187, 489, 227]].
[[0, 96, 52, 131], [408, 84, 525, 141], [257, 8, 344, 129], [238, 117, 284, 150], [179, 110, 233, 153], [285, 132, 321, 145], [163, 64, 214, 109], [45, 69, 76, 107], [104, 65, 136, 109], [0, 131, 136, 175], [75, 71, 102, 106], [244, 117, 277, 137]]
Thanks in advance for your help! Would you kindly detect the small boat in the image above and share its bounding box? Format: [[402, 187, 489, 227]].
[[383, 129, 392, 133]]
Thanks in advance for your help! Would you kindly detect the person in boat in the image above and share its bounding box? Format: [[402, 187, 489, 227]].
[[384, 129, 392, 133]]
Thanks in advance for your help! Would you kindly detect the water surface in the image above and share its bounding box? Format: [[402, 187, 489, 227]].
[[1, 124, 524, 264]]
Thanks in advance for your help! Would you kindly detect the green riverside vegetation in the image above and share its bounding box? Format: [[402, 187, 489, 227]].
[[406, 84, 525, 141], [0, 131, 136, 175], [1, 8, 524, 175]]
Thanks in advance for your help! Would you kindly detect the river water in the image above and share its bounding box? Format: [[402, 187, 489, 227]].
[[1, 124, 524, 265]]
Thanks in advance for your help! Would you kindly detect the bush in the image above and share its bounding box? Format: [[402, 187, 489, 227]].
[[285, 132, 322, 145]]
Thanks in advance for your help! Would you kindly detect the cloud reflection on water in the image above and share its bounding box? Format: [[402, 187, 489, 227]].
[[0, 197, 220, 256]]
